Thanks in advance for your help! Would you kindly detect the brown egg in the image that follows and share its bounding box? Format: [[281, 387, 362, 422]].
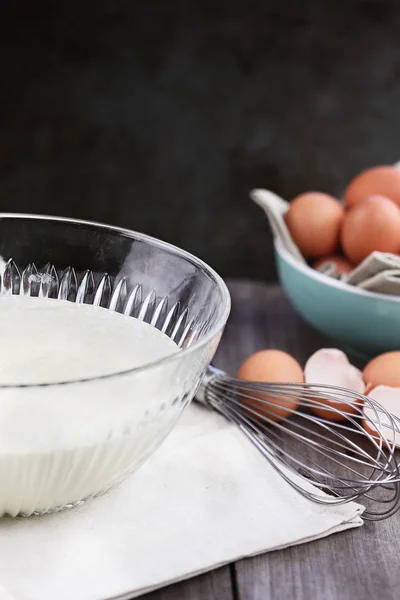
[[285, 192, 344, 258], [344, 165, 400, 208], [363, 351, 400, 388], [304, 349, 365, 422], [313, 254, 354, 275], [237, 350, 303, 422], [341, 195, 400, 264]]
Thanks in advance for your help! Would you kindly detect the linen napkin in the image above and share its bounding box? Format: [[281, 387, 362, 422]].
[[250, 189, 306, 264], [0, 404, 363, 600], [344, 251, 400, 294]]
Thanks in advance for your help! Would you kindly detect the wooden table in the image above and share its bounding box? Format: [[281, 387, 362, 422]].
[[141, 280, 400, 600]]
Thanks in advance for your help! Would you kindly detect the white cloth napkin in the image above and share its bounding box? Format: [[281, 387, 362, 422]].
[[250, 189, 306, 264], [343, 251, 400, 294], [0, 404, 363, 600]]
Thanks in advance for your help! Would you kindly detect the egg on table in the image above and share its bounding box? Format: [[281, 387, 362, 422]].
[[304, 349, 365, 421], [237, 349, 303, 422], [285, 192, 344, 259], [363, 351, 400, 388]]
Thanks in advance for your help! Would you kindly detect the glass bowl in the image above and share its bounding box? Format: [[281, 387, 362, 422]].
[[0, 213, 231, 517]]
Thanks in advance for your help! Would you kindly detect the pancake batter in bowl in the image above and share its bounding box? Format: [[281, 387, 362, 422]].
[[0, 296, 181, 516]]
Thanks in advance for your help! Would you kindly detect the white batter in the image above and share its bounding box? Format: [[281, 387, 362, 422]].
[[0, 295, 179, 384], [0, 296, 183, 516]]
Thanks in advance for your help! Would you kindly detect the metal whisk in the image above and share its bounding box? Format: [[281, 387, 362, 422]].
[[196, 366, 400, 521], [1, 259, 399, 520]]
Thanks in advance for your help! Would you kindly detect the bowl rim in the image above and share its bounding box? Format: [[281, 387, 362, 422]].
[[0, 212, 231, 388], [274, 237, 400, 304]]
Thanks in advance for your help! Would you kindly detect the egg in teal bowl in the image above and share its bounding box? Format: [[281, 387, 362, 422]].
[[274, 238, 400, 360]]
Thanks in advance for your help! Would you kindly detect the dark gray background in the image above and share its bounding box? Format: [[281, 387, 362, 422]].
[[1, 0, 400, 280]]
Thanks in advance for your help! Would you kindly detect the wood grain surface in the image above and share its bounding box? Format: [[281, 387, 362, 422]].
[[141, 280, 400, 600]]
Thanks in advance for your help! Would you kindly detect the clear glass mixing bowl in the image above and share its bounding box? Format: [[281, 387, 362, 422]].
[[0, 214, 231, 517]]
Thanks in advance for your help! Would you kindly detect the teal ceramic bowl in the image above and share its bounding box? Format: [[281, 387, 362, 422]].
[[274, 239, 400, 360]]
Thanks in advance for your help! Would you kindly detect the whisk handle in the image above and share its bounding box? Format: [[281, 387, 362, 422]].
[[196, 365, 225, 405]]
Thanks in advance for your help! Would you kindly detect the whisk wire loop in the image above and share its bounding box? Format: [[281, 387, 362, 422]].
[[198, 366, 400, 520]]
